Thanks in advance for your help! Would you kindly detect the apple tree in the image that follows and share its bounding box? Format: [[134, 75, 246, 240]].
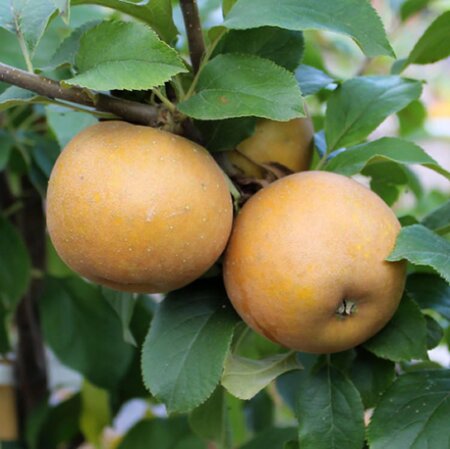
[[0, 1, 449, 448]]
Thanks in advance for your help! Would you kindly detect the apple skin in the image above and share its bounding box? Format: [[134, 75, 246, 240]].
[[227, 117, 314, 178], [46, 121, 233, 293], [223, 171, 406, 353]]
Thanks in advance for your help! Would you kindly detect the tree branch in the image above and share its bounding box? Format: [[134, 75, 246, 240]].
[[180, 0, 206, 73], [0, 63, 160, 126]]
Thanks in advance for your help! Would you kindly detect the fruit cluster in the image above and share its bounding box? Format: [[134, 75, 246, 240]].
[[46, 120, 405, 353]]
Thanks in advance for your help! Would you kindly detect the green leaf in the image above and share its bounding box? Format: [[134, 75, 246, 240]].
[[0, 215, 31, 310], [239, 427, 297, 449], [325, 77, 422, 150], [46, 21, 100, 70], [362, 161, 406, 206], [425, 315, 444, 350], [295, 65, 335, 96], [80, 381, 111, 447], [39, 276, 134, 389], [0, 0, 60, 56], [45, 105, 98, 148], [397, 99, 427, 137], [400, 0, 430, 21], [118, 417, 204, 449], [349, 349, 395, 408], [368, 370, 450, 449], [178, 54, 305, 121], [0, 86, 46, 111], [214, 27, 304, 71], [0, 131, 13, 170], [407, 11, 450, 66], [0, 301, 11, 354], [364, 296, 428, 362], [222, 0, 237, 16], [406, 273, 450, 320], [422, 200, 450, 234], [244, 390, 274, 433], [142, 280, 239, 413], [387, 225, 450, 283], [325, 137, 448, 179], [28, 394, 82, 449], [296, 364, 365, 449], [196, 117, 257, 152], [65, 21, 186, 91], [77, 0, 177, 43], [189, 387, 228, 444], [224, 0, 394, 58], [102, 287, 137, 346], [222, 352, 301, 400]]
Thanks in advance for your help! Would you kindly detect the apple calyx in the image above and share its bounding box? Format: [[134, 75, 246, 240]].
[[336, 299, 357, 318]]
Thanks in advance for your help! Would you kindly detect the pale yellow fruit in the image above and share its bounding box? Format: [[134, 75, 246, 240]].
[[227, 118, 314, 178], [46, 121, 233, 293], [223, 171, 406, 353]]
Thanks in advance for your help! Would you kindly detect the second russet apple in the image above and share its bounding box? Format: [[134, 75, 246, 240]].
[[224, 171, 406, 354]]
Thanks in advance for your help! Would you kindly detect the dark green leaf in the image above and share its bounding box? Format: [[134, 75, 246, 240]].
[[364, 296, 428, 362], [66, 21, 186, 91], [244, 390, 274, 433], [196, 117, 257, 152], [349, 349, 395, 408], [400, 0, 430, 21], [222, 352, 301, 400], [368, 370, 450, 449], [0, 301, 11, 354], [189, 387, 227, 443], [325, 77, 422, 150], [0, 216, 31, 310], [239, 427, 297, 449], [224, 0, 394, 58], [118, 417, 204, 449], [296, 364, 365, 449], [142, 280, 239, 413], [116, 296, 154, 402], [397, 99, 427, 136], [0, 131, 13, 170], [102, 287, 137, 346], [45, 105, 97, 148], [407, 11, 450, 66], [177, 54, 305, 121], [325, 137, 448, 179], [399, 215, 419, 227], [295, 65, 335, 96], [215, 27, 304, 71], [39, 277, 134, 389], [363, 161, 407, 205], [29, 394, 82, 449], [406, 273, 450, 320], [387, 225, 450, 283], [72, 0, 178, 43], [425, 315, 444, 350], [31, 134, 60, 178], [422, 200, 450, 234]]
